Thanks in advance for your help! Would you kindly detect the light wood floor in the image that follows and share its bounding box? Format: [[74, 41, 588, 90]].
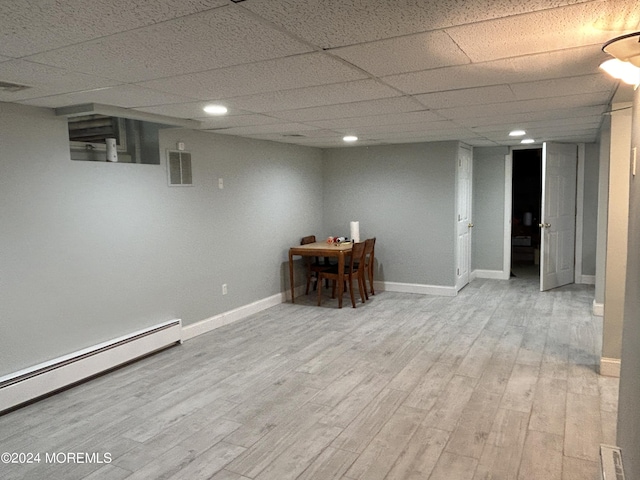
[[0, 277, 618, 480]]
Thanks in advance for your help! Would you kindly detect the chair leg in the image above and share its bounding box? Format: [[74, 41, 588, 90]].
[[305, 273, 311, 295], [358, 271, 366, 303], [317, 275, 323, 306], [368, 264, 375, 295], [348, 276, 356, 308]]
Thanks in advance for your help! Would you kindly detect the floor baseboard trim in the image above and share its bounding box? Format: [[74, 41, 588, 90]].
[[599, 357, 621, 377], [182, 286, 304, 341], [183, 280, 458, 342], [378, 281, 457, 297], [592, 300, 604, 317], [473, 269, 510, 280], [578, 275, 596, 285]]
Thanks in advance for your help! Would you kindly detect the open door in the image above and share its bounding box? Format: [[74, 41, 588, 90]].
[[540, 142, 577, 291], [456, 145, 473, 291]]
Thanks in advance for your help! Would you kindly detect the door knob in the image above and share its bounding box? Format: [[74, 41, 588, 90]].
[[468, 223, 474, 228], [538, 223, 551, 228]]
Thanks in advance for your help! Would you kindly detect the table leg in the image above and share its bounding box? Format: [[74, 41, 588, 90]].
[[288, 250, 295, 304], [337, 251, 344, 308]]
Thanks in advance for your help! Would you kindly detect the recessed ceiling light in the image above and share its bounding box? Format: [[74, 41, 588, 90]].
[[509, 129, 526, 137], [521, 138, 535, 144], [343, 135, 358, 142], [203, 104, 228, 115]]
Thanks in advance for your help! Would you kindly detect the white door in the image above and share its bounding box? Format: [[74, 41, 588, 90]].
[[456, 146, 473, 291], [540, 142, 577, 291]]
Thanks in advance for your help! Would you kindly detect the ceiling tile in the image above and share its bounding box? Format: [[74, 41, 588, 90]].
[[510, 73, 615, 100], [0, 0, 228, 57], [415, 85, 516, 109], [134, 102, 249, 119], [211, 122, 322, 135], [446, 1, 640, 63], [269, 97, 425, 123], [23, 7, 313, 83], [331, 120, 464, 135], [383, 46, 608, 95], [18, 85, 194, 109], [198, 114, 287, 129], [138, 53, 367, 100], [455, 105, 608, 127], [330, 31, 469, 76], [0, 60, 119, 102], [241, 0, 591, 49], [436, 92, 610, 120], [307, 111, 442, 129], [222, 79, 401, 113], [471, 115, 603, 133]]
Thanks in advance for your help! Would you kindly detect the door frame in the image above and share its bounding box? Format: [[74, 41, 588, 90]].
[[503, 144, 585, 282]]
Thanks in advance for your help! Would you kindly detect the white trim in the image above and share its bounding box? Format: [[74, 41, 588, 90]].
[[574, 143, 585, 282], [503, 153, 513, 278], [0, 319, 182, 413], [599, 357, 621, 377], [181, 287, 304, 341], [377, 281, 457, 297], [577, 274, 596, 285], [593, 300, 604, 316], [473, 269, 510, 280]]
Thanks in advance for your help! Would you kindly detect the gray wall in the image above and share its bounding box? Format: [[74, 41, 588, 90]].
[[0, 102, 323, 377], [595, 118, 611, 306], [472, 146, 509, 272], [322, 142, 458, 287], [618, 87, 640, 480], [581, 143, 599, 276]]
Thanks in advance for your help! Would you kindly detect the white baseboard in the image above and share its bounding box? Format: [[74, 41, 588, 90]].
[[377, 281, 457, 297], [473, 269, 510, 280], [593, 300, 604, 317], [182, 287, 301, 341], [578, 275, 596, 285], [599, 357, 621, 377]]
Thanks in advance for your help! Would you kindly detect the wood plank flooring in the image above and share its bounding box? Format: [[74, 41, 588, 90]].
[[0, 276, 617, 479]]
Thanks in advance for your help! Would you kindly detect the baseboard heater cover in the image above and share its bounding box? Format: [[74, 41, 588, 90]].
[[601, 444, 625, 480], [0, 319, 182, 414]]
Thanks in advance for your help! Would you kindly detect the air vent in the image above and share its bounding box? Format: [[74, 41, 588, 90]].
[[0, 81, 31, 92], [68, 115, 120, 143], [168, 151, 193, 186]]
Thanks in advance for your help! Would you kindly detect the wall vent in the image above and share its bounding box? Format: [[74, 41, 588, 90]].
[[168, 150, 193, 186], [601, 445, 625, 480]]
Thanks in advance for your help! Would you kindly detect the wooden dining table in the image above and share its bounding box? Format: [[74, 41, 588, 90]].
[[288, 240, 353, 308]]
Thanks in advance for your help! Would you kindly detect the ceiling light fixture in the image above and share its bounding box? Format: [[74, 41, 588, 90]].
[[509, 129, 526, 137], [343, 135, 358, 142], [600, 32, 640, 87], [203, 104, 228, 115], [521, 138, 535, 144]]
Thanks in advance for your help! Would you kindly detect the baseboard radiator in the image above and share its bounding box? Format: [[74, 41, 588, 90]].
[[601, 444, 625, 480], [0, 319, 182, 414]]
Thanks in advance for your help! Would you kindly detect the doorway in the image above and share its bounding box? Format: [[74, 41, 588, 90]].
[[511, 148, 542, 279]]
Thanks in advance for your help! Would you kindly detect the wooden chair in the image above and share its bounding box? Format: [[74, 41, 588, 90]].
[[363, 237, 376, 298], [300, 235, 330, 294], [317, 241, 367, 308]]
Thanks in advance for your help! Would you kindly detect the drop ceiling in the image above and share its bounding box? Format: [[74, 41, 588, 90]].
[[1, 0, 638, 148]]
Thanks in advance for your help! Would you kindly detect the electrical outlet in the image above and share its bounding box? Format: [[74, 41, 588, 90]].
[[222, 284, 227, 295]]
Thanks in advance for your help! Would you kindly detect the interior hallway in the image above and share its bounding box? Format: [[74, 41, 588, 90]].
[[0, 277, 617, 479]]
